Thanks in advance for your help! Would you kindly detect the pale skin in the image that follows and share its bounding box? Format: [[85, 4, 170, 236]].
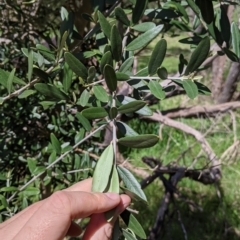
[[0, 179, 131, 240]]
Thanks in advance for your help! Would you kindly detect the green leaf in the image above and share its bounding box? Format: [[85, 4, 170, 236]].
[[0, 69, 26, 88], [92, 144, 114, 192], [82, 107, 108, 119], [186, 0, 200, 15], [93, 85, 109, 103], [195, 81, 211, 95], [223, 48, 239, 62], [184, 36, 210, 75], [231, 22, 240, 58], [110, 25, 122, 61], [148, 38, 167, 76], [220, 5, 231, 48], [121, 211, 146, 239], [131, 22, 156, 32], [157, 67, 168, 79], [23, 187, 40, 197], [118, 134, 159, 149], [7, 68, 15, 94], [132, 0, 148, 24], [195, 0, 214, 24], [34, 83, 68, 100], [122, 229, 137, 240], [108, 166, 119, 193], [36, 44, 55, 61], [28, 49, 33, 82], [104, 64, 117, 92], [182, 79, 198, 99], [87, 66, 96, 83], [115, 7, 130, 26], [109, 107, 118, 120], [116, 121, 138, 137], [100, 51, 113, 73], [64, 52, 88, 79], [118, 100, 146, 114], [18, 90, 36, 99], [126, 25, 164, 51], [50, 133, 61, 155], [27, 158, 36, 174], [76, 113, 92, 131], [119, 57, 134, 73], [116, 72, 130, 81], [33, 67, 49, 82], [1, 187, 18, 192], [117, 165, 147, 202], [78, 89, 90, 107], [62, 63, 73, 92], [148, 80, 165, 100], [22, 48, 50, 65], [98, 11, 111, 39]]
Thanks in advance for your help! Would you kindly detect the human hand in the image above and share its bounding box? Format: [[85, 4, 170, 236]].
[[0, 179, 131, 240]]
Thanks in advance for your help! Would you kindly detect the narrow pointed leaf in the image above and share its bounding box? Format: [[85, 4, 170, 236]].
[[82, 107, 108, 119], [7, 68, 15, 94], [36, 44, 55, 61], [119, 57, 134, 73], [220, 5, 231, 48], [115, 7, 130, 26], [120, 211, 146, 239], [182, 80, 198, 99], [0, 69, 26, 88], [87, 66, 96, 83], [148, 80, 165, 99], [131, 22, 156, 32], [100, 51, 113, 73], [104, 64, 117, 92], [122, 229, 137, 240], [50, 133, 61, 155], [148, 39, 167, 75], [108, 166, 119, 193], [76, 113, 92, 131], [117, 166, 147, 202], [78, 89, 90, 107], [34, 83, 68, 100], [28, 49, 33, 82], [92, 144, 114, 192], [195, 0, 214, 24], [64, 52, 88, 79], [63, 63, 73, 92], [118, 100, 146, 114], [223, 48, 239, 62], [195, 81, 211, 95], [93, 85, 109, 103], [110, 25, 122, 61], [184, 36, 210, 75], [186, 0, 200, 15], [116, 72, 130, 81], [231, 22, 240, 58], [109, 107, 118, 119], [132, 0, 148, 24], [33, 67, 49, 82], [18, 90, 36, 99], [116, 121, 138, 137], [98, 11, 111, 39], [118, 134, 159, 149], [126, 25, 164, 51]]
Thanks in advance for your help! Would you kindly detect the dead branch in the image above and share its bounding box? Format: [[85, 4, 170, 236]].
[[160, 101, 240, 119], [143, 112, 221, 183]]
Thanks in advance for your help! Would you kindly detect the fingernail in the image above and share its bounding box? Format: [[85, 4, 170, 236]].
[[105, 193, 119, 200]]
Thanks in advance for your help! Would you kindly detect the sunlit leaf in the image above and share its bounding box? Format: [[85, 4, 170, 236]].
[[116, 72, 130, 81], [231, 22, 240, 58], [126, 25, 164, 51], [93, 85, 109, 103], [182, 79, 198, 99], [18, 90, 36, 99], [131, 22, 156, 32], [36, 44, 55, 61], [148, 80, 165, 100], [122, 229, 137, 240], [118, 134, 159, 149], [92, 144, 114, 192], [98, 11, 111, 39], [117, 166, 147, 202], [7, 68, 15, 94], [78, 89, 90, 107], [76, 113, 92, 131], [119, 57, 134, 73], [148, 39, 167, 75]]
